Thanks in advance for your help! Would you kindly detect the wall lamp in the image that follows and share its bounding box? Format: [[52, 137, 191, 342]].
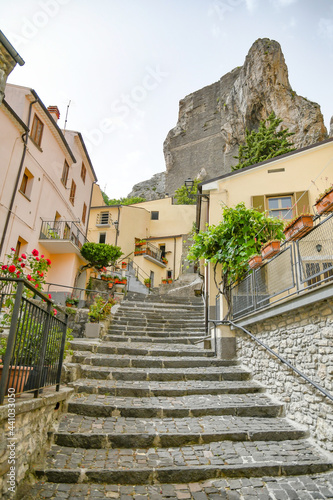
[[185, 178, 194, 195], [316, 244, 322, 253]]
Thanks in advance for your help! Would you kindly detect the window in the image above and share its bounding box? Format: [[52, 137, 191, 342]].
[[82, 203, 87, 224], [151, 211, 159, 220], [19, 168, 34, 199], [15, 237, 28, 257], [167, 270, 173, 279], [96, 211, 111, 226], [30, 114, 44, 147], [69, 180, 76, 205], [61, 160, 70, 186], [268, 196, 293, 220], [99, 233, 106, 244], [81, 163, 86, 183]]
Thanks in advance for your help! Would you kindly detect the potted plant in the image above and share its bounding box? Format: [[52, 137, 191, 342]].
[[86, 297, 113, 338], [0, 336, 33, 394], [144, 278, 151, 288], [136, 240, 146, 246], [162, 257, 168, 265], [248, 254, 263, 269], [283, 214, 314, 241], [167, 278, 173, 284], [162, 278, 167, 284], [261, 239, 281, 260], [121, 261, 127, 269], [315, 186, 333, 215], [65, 296, 79, 307]]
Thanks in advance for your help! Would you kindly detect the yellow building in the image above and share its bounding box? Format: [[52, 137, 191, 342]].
[[196, 137, 333, 319], [88, 186, 196, 287]]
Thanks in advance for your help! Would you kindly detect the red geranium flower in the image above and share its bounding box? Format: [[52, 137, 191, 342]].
[[27, 275, 32, 281], [32, 249, 39, 256], [46, 259, 51, 265], [16, 271, 20, 277], [35, 257, 40, 261], [18, 257, 22, 262], [8, 265, 16, 273], [21, 253, 26, 259], [1, 265, 7, 270], [11, 247, 15, 251], [21, 263, 25, 268], [53, 309, 57, 316], [41, 255, 44, 258], [48, 294, 52, 299]]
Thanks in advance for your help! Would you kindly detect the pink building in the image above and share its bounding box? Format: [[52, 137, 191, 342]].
[[0, 83, 97, 297]]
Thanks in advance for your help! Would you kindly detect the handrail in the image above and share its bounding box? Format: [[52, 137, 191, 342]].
[[224, 319, 333, 403]]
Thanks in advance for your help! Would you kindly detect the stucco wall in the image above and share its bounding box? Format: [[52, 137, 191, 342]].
[[236, 297, 333, 453]]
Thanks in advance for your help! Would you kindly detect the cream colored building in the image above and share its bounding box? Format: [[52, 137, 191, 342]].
[[88, 186, 196, 287], [0, 83, 97, 292], [196, 138, 333, 318]]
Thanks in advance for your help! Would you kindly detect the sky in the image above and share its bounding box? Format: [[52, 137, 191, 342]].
[[2, 0, 333, 198]]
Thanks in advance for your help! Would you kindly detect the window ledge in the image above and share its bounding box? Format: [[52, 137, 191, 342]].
[[18, 190, 31, 202], [29, 137, 43, 152]]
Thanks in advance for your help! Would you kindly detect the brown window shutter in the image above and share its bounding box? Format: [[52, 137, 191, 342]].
[[295, 191, 310, 216], [251, 195, 265, 212]]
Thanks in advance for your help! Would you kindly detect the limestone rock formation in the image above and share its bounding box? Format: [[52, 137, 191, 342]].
[[127, 171, 165, 201], [164, 38, 327, 195]]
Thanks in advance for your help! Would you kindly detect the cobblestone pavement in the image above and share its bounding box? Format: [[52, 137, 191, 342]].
[[24, 473, 333, 499]]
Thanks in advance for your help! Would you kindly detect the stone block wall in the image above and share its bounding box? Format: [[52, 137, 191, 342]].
[[236, 297, 333, 453], [0, 388, 73, 499]]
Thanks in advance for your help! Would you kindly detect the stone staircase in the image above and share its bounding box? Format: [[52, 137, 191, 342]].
[[26, 295, 333, 498]]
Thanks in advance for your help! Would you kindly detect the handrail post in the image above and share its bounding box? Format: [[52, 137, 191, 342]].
[[55, 312, 68, 391], [0, 280, 24, 404]]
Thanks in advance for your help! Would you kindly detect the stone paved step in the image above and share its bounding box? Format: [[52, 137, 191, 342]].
[[103, 334, 204, 344], [69, 379, 263, 397], [74, 365, 250, 382], [106, 329, 206, 338], [112, 318, 205, 325], [70, 353, 237, 369], [67, 393, 283, 418], [54, 414, 308, 448], [23, 472, 333, 499], [108, 326, 206, 334], [34, 440, 333, 484], [71, 340, 214, 358]]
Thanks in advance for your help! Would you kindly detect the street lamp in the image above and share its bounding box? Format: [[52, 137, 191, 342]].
[[184, 178, 194, 196]]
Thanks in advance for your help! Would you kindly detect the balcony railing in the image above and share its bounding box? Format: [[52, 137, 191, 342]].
[[230, 213, 333, 320], [39, 220, 87, 250], [134, 241, 166, 267]]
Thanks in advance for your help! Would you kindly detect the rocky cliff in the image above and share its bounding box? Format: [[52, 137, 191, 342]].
[[128, 38, 328, 198]]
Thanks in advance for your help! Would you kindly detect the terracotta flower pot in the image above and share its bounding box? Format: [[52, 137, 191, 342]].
[[0, 365, 33, 395], [315, 189, 333, 215], [283, 215, 314, 241], [261, 240, 281, 260], [248, 255, 263, 269]]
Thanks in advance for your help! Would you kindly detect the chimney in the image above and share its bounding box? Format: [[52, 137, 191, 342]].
[[47, 106, 60, 122]]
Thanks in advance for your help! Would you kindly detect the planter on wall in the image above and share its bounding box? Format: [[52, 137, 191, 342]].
[[0, 365, 32, 394], [261, 240, 281, 260], [283, 215, 314, 241], [248, 254, 263, 269], [315, 188, 333, 215]]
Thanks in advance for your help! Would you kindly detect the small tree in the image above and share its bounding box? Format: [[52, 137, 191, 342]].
[[232, 112, 295, 171], [102, 191, 146, 205], [80, 242, 123, 270], [174, 179, 200, 205], [188, 203, 285, 316]]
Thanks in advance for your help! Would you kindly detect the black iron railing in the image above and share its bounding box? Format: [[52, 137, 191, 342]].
[[0, 277, 68, 404], [134, 241, 166, 266], [230, 213, 333, 320], [39, 220, 87, 249]]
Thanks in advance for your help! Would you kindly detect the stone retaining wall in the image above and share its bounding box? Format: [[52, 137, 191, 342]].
[[236, 297, 333, 453], [0, 388, 73, 499]]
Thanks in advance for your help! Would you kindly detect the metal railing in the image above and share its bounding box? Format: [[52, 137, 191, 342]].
[[134, 241, 166, 266], [230, 213, 333, 320], [45, 281, 114, 306], [0, 277, 68, 404], [39, 220, 87, 249], [226, 319, 333, 403]]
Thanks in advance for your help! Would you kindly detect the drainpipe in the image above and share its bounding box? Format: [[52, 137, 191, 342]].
[[115, 206, 121, 246], [173, 237, 176, 279], [0, 98, 37, 256]]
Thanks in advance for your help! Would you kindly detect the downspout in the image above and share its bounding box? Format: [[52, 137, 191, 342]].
[[86, 181, 96, 237], [115, 206, 121, 246], [173, 237, 176, 279], [0, 98, 37, 256]]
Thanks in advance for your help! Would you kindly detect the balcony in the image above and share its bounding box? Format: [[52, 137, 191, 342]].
[[134, 241, 167, 268], [39, 220, 87, 256]]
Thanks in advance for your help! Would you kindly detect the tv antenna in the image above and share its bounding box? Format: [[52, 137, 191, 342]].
[[64, 100, 71, 131]]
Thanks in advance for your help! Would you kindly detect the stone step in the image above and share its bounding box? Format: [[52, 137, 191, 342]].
[[24, 473, 333, 499], [105, 330, 205, 338], [112, 316, 205, 323], [53, 414, 308, 448], [108, 326, 206, 334], [35, 440, 333, 484], [70, 341, 214, 358], [67, 393, 284, 418], [115, 311, 205, 318], [69, 379, 262, 397], [70, 353, 237, 368], [103, 334, 204, 344], [75, 365, 250, 381], [120, 302, 203, 311]]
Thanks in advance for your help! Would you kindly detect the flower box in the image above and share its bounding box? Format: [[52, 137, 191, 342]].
[[134, 250, 145, 255], [283, 215, 314, 241], [261, 240, 281, 260], [162, 279, 167, 284], [315, 188, 333, 215], [248, 254, 263, 269], [121, 262, 127, 269]]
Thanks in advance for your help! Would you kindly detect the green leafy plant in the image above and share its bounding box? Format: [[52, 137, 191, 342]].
[[65, 297, 79, 306], [88, 297, 114, 323], [102, 192, 146, 205], [174, 179, 200, 205], [80, 242, 123, 270], [188, 203, 285, 315], [232, 112, 295, 171]]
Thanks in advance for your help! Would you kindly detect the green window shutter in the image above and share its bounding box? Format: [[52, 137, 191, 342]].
[[295, 191, 310, 216], [251, 195, 265, 212]]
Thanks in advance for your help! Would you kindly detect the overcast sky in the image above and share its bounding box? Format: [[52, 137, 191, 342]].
[[2, 0, 333, 198]]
